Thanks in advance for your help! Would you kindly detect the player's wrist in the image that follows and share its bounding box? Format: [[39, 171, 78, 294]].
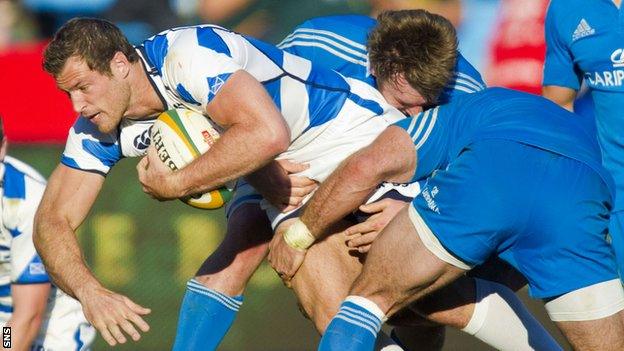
[[283, 218, 315, 250]]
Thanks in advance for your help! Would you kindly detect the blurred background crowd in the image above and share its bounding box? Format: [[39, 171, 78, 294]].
[[0, 0, 578, 350]]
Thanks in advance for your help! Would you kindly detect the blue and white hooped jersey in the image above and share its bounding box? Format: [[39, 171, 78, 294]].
[[278, 14, 486, 103], [0, 156, 94, 350], [394, 88, 613, 196], [543, 0, 624, 210], [61, 24, 394, 175], [0, 156, 48, 319]]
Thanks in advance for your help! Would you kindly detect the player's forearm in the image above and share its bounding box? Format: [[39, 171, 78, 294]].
[[6, 314, 43, 351], [176, 122, 289, 197], [301, 159, 380, 239], [33, 215, 101, 299]]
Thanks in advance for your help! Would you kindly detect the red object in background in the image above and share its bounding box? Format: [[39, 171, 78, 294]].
[[485, 0, 549, 95], [0, 41, 76, 143]]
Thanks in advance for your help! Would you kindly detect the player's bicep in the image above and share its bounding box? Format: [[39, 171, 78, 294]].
[[206, 69, 289, 141], [543, 85, 577, 111], [36, 164, 104, 231], [543, 2, 581, 90], [347, 125, 416, 185]]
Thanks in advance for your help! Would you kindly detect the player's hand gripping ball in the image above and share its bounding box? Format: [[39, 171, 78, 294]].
[[150, 109, 232, 209]]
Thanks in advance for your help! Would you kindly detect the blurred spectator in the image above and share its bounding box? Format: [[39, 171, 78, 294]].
[[483, 0, 548, 94], [0, 0, 38, 52], [22, 0, 181, 43], [194, 0, 369, 43], [369, 0, 462, 27]]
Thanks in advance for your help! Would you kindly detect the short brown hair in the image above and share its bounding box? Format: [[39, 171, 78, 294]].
[[43, 18, 138, 77], [368, 10, 458, 105]]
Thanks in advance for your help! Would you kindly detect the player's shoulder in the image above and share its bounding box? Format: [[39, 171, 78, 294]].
[[3, 156, 45, 185], [2, 156, 46, 225]]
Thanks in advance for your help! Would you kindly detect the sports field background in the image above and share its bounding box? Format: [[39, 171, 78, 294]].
[[11, 145, 572, 350]]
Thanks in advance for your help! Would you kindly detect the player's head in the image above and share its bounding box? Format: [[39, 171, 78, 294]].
[[43, 18, 139, 133], [368, 10, 458, 115]]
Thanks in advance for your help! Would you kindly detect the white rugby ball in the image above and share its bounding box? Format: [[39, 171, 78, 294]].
[[150, 108, 232, 209]]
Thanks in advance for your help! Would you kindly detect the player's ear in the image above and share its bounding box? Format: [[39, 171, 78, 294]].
[[110, 51, 130, 78]]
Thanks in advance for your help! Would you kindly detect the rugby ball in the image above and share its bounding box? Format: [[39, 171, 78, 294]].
[[151, 109, 232, 209]]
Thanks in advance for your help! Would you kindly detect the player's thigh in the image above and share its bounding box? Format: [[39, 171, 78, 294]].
[[554, 311, 624, 351], [352, 207, 466, 316], [290, 220, 364, 332]]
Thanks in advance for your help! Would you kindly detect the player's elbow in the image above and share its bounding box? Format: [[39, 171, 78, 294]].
[[345, 153, 383, 186], [259, 124, 290, 158]]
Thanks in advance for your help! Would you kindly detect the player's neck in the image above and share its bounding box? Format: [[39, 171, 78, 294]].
[[124, 61, 166, 119], [614, 0, 622, 9]]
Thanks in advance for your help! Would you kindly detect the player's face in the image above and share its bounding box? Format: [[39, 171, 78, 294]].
[[56, 56, 129, 133], [378, 75, 427, 116]]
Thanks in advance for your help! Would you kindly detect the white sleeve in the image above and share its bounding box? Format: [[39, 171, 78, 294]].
[[163, 27, 243, 110], [61, 116, 122, 176]]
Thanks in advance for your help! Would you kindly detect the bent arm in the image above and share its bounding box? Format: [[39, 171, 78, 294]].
[[175, 70, 290, 196], [7, 283, 51, 351], [33, 164, 104, 300], [301, 126, 416, 238], [542, 85, 577, 112]]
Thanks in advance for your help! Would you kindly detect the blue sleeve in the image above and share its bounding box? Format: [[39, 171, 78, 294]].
[[394, 106, 450, 181], [439, 52, 486, 103], [278, 15, 375, 86], [543, 1, 581, 90]]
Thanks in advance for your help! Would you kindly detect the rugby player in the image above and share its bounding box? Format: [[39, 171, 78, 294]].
[[35, 16, 404, 347], [0, 121, 94, 350], [269, 12, 560, 351], [271, 88, 624, 351], [542, 0, 624, 279]]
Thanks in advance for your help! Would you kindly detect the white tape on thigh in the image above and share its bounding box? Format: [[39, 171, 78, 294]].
[[408, 205, 472, 270], [545, 279, 624, 321]]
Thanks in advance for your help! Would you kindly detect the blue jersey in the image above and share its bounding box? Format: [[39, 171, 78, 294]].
[[543, 0, 624, 210], [61, 24, 399, 175], [396, 87, 614, 197], [278, 14, 486, 103]]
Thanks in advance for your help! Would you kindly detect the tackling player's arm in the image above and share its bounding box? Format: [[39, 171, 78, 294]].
[[542, 1, 579, 113], [6, 283, 50, 351], [301, 126, 416, 238], [268, 126, 416, 278], [542, 86, 577, 112], [139, 70, 290, 199], [34, 165, 151, 346]]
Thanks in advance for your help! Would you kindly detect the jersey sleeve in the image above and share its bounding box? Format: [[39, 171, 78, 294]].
[[61, 116, 122, 176], [393, 106, 449, 181], [6, 174, 49, 284], [163, 27, 243, 110], [439, 52, 486, 103], [543, 1, 581, 90], [277, 15, 374, 86]]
